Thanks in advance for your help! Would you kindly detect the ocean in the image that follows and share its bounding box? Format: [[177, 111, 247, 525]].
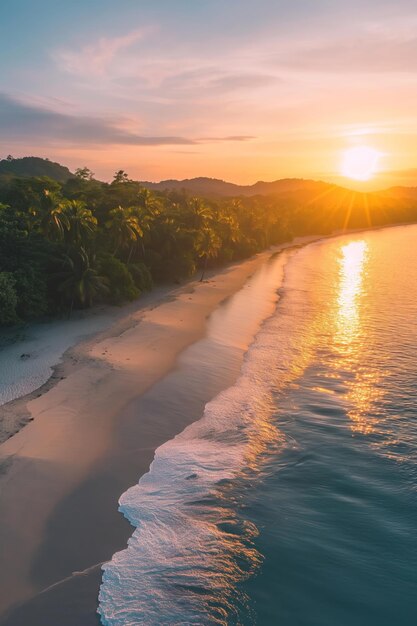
[[98, 225, 417, 626]]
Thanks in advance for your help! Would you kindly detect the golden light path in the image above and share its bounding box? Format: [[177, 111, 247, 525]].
[[335, 240, 384, 435], [337, 240, 368, 340]]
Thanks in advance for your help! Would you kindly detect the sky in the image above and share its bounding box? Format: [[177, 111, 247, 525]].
[[1, 0, 417, 187]]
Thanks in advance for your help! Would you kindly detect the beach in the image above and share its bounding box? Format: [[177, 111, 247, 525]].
[[97, 224, 417, 626], [3, 2, 417, 622], [0, 238, 314, 624], [0, 225, 416, 625]]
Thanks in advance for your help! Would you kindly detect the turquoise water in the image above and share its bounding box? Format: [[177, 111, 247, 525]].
[[241, 227, 417, 625], [99, 225, 417, 625]]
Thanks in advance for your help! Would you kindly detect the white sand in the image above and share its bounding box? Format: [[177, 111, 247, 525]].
[[0, 236, 319, 614]]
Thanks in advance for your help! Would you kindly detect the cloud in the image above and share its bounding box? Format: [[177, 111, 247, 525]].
[[275, 35, 417, 73], [0, 93, 194, 146], [157, 67, 279, 97], [209, 73, 279, 91], [199, 135, 256, 142], [57, 28, 151, 77], [0, 93, 254, 148]]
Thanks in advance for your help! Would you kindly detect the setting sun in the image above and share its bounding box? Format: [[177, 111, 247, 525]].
[[2, 3, 417, 626], [341, 146, 381, 181]]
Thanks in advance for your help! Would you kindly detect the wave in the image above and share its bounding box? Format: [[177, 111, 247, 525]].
[[98, 250, 313, 626]]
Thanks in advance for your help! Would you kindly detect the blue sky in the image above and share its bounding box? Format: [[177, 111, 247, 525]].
[[1, 0, 417, 185]]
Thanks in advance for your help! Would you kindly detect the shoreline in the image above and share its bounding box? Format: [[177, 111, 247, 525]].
[[0, 223, 411, 624], [0, 220, 412, 445], [0, 236, 314, 621], [0, 233, 324, 445], [0, 284, 193, 443]]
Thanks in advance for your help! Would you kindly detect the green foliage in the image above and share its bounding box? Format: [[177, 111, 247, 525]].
[[13, 268, 47, 319], [112, 170, 131, 185], [0, 156, 74, 183], [56, 248, 109, 311], [0, 160, 416, 327], [62, 200, 97, 245], [0, 272, 19, 325], [105, 205, 143, 256], [75, 167, 94, 181], [99, 255, 139, 304], [128, 262, 153, 292]]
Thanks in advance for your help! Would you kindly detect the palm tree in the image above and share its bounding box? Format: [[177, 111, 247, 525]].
[[217, 209, 240, 246], [57, 247, 108, 315], [188, 198, 212, 230], [144, 212, 179, 260], [41, 206, 68, 240], [195, 226, 222, 281], [105, 206, 143, 257], [62, 200, 97, 245], [37, 191, 69, 241], [137, 188, 162, 218]]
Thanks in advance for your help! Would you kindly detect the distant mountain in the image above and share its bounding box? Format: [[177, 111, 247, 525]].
[[2, 157, 417, 206], [381, 186, 417, 200], [142, 176, 330, 197], [0, 156, 74, 183], [0, 158, 336, 198]]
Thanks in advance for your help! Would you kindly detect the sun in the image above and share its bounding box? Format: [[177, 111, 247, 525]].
[[341, 146, 381, 181]]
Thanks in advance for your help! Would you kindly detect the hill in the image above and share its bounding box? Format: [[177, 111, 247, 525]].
[[0, 156, 74, 183], [142, 176, 329, 197], [2, 157, 417, 208]]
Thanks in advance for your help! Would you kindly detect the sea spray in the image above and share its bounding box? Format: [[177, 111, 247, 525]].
[[99, 226, 417, 626], [98, 249, 318, 626]]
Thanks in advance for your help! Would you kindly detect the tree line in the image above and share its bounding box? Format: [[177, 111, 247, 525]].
[[0, 168, 289, 326], [0, 167, 416, 327]]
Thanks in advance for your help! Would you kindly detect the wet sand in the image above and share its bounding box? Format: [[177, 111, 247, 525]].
[[0, 241, 314, 625], [0, 225, 406, 625]]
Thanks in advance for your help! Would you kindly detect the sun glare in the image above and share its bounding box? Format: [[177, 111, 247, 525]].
[[341, 146, 381, 181]]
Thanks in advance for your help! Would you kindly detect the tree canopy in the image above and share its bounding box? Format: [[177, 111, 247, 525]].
[[0, 167, 415, 327]]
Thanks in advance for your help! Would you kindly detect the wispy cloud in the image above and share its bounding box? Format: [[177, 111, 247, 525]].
[[209, 73, 279, 91], [158, 68, 279, 95], [0, 93, 194, 146], [3, 0, 417, 183], [274, 35, 417, 74], [56, 28, 151, 77], [0, 93, 254, 147], [199, 135, 255, 142]]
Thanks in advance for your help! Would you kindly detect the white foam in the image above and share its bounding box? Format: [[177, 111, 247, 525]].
[[98, 252, 313, 625]]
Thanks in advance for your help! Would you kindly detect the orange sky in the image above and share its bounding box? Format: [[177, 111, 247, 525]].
[[1, 1, 417, 189]]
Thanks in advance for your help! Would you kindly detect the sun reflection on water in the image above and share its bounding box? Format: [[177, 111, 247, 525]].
[[336, 240, 368, 344], [334, 240, 384, 435]]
